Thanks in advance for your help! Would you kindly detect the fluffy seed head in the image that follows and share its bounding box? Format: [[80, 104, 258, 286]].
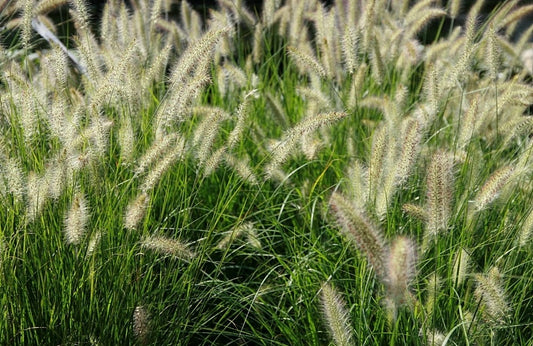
[[423, 63, 440, 115], [474, 267, 511, 325], [368, 125, 389, 199], [425, 329, 446, 346], [124, 192, 150, 231], [425, 150, 454, 239], [71, 0, 90, 31], [35, 0, 69, 15], [203, 146, 227, 177], [135, 133, 180, 176], [140, 137, 185, 192], [287, 45, 326, 78], [86, 231, 102, 257], [64, 191, 89, 245], [26, 172, 50, 222], [425, 272, 441, 316], [370, 37, 385, 85], [45, 160, 66, 200], [452, 248, 470, 286], [522, 48, 533, 75], [118, 116, 135, 163], [296, 87, 331, 111], [472, 165, 515, 213], [19, 90, 38, 144], [329, 192, 387, 277], [169, 27, 230, 86], [141, 235, 195, 261], [21, 0, 34, 48], [457, 95, 480, 149], [224, 153, 258, 185], [194, 109, 228, 166], [405, 8, 447, 40], [252, 21, 263, 63], [227, 90, 257, 150], [342, 26, 360, 74], [396, 118, 421, 186], [143, 42, 172, 87], [85, 116, 113, 158], [246, 228, 262, 249], [348, 63, 368, 108], [265, 112, 346, 178], [450, 0, 462, 18], [51, 44, 69, 89], [222, 62, 247, 90], [486, 24, 501, 80], [262, 0, 278, 26], [498, 4, 533, 30], [133, 305, 150, 344], [346, 160, 368, 209], [518, 208, 533, 247], [402, 203, 428, 222], [320, 283, 355, 346], [3, 157, 25, 202], [384, 236, 417, 318], [216, 221, 254, 250]]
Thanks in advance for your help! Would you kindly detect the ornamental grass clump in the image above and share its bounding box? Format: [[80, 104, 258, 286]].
[[0, 0, 532, 344]]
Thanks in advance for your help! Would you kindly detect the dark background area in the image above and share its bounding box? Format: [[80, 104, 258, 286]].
[[80, 0, 533, 43], [82, 0, 533, 21], [84, 0, 530, 13]]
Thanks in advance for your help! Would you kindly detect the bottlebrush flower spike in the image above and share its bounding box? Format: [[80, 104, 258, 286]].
[[472, 165, 515, 213], [384, 236, 417, 320], [474, 267, 511, 325], [141, 235, 195, 261], [124, 192, 150, 231], [425, 150, 454, 239], [320, 282, 355, 346], [329, 191, 387, 277], [64, 191, 89, 245]]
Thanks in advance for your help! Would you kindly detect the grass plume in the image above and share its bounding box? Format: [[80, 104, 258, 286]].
[[320, 283, 355, 346], [425, 150, 454, 241], [64, 191, 89, 245], [329, 192, 387, 277]]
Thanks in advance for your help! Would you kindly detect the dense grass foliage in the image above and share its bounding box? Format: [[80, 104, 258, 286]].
[[0, 0, 533, 344]]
